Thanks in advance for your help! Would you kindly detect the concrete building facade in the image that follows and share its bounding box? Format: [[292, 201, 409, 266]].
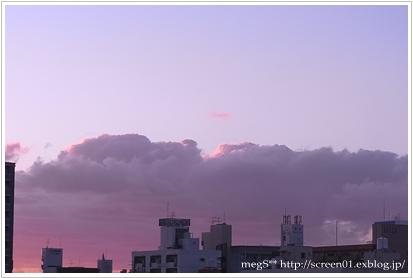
[[202, 222, 232, 272], [132, 218, 221, 273]]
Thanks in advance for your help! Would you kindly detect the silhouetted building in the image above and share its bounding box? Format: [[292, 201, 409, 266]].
[[58, 267, 98, 273], [372, 220, 408, 263], [228, 245, 280, 272], [363, 237, 402, 269], [281, 214, 303, 247], [202, 222, 232, 272], [41, 247, 111, 273], [5, 162, 16, 273], [279, 245, 312, 261], [97, 253, 113, 273], [312, 244, 376, 263], [42, 247, 63, 273], [159, 218, 191, 250]]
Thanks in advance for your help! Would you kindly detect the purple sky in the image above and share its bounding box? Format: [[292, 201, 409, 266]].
[[6, 5, 408, 170], [5, 4, 408, 272]]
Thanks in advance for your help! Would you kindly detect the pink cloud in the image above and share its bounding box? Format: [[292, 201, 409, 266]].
[[208, 142, 254, 158], [209, 112, 231, 119], [6, 142, 28, 161]]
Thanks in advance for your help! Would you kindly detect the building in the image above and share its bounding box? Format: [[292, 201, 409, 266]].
[[202, 222, 232, 272], [5, 162, 15, 273], [131, 217, 221, 273], [228, 245, 280, 272], [281, 214, 303, 247], [41, 247, 63, 273], [312, 244, 375, 264], [279, 245, 312, 261], [372, 220, 408, 263], [363, 237, 401, 266], [97, 253, 113, 273], [59, 267, 99, 273], [228, 214, 306, 272], [41, 247, 111, 273], [159, 218, 191, 250]]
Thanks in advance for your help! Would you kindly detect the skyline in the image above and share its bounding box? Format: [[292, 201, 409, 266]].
[[4, 4, 409, 273]]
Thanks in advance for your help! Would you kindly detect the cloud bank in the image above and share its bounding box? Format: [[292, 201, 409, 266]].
[[13, 134, 407, 272]]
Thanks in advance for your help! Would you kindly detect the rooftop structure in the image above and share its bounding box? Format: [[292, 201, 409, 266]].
[[132, 217, 221, 273]]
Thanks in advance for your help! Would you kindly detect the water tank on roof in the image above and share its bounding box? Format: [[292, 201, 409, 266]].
[[376, 237, 388, 250]]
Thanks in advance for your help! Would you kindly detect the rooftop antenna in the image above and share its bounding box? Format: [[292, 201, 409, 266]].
[[383, 200, 386, 221], [166, 201, 170, 218], [46, 238, 50, 248], [335, 220, 338, 246], [223, 211, 226, 223], [282, 208, 286, 224], [388, 205, 391, 221], [211, 216, 222, 225]]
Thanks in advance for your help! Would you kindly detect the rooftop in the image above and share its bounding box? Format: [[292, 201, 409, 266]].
[[374, 220, 408, 225], [313, 244, 375, 253]]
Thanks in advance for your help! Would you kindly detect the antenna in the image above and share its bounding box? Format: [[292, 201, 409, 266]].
[[166, 201, 170, 218], [282, 208, 287, 224], [388, 205, 391, 221], [335, 220, 338, 246], [223, 211, 226, 223], [46, 238, 50, 248], [211, 216, 222, 225], [383, 200, 386, 221]]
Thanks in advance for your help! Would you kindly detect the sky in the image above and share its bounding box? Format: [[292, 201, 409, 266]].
[[4, 4, 408, 273]]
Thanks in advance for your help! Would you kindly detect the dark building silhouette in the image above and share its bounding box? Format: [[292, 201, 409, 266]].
[[5, 162, 15, 273], [201, 222, 232, 272], [372, 220, 408, 263], [58, 267, 99, 273], [312, 243, 376, 263], [228, 245, 280, 272]]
